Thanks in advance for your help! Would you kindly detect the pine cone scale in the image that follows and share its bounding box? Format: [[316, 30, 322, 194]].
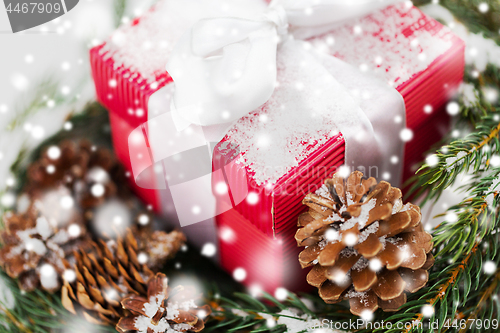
[[377, 292, 405, 312], [318, 242, 344, 266], [349, 289, 378, 314], [372, 269, 406, 301], [306, 265, 327, 287], [121, 297, 148, 316], [319, 281, 349, 303], [351, 265, 377, 292], [376, 242, 404, 270], [378, 211, 411, 237], [325, 253, 360, 282], [355, 233, 383, 258], [400, 268, 429, 293]]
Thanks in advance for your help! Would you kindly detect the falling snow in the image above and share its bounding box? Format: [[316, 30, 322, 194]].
[[445, 151, 467, 171]]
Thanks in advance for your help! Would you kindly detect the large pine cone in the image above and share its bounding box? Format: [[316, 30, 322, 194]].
[[295, 171, 434, 316], [62, 228, 185, 325], [0, 206, 91, 292], [116, 273, 210, 333]]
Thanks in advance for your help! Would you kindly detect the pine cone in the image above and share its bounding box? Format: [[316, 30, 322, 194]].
[[116, 273, 210, 333], [0, 206, 91, 293], [26, 140, 125, 210], [135, 227, 187, 270], [295, 171, 434, 316], [61, 228, 186, 325]]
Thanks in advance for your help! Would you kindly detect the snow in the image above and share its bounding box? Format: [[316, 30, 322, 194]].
[[460, 83, 477, 107], [392, 199, 403, 214], [485, 193, 495, 209], [222, 44, 344, 185], [15, 229, 47, 257], [386, 237, 402, 245], [39, 264, 59, 291], [400, 203, 411, 212], [165, 299, 197, 321], [445, 151, 467, 171], [358, 222, 379, 243], [324, 228, 340, 242], [276, 309, 322, 333], [134, 316, 171, 333], [483, 260, 497, 275], [315, 184, 332, 200], [201, 243, 217, 257], [352, 257, 369, 271], [421, 304, 434, 318], [133, 294, 199, 333], [35, 217, 53, 240], [485, 177, 500, 209], [339, 247, 358, 258], [311, 2, 453, 87], [341, 198, 376, 230], [345, 290, 369, 305], [231, 309, 249, 317], [143, 295, 165, 318], [49, 230, 70, 246]]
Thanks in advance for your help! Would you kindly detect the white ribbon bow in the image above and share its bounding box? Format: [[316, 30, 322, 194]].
[[166, 0, 399, 133]]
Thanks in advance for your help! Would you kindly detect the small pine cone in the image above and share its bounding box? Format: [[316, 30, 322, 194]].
[[0, 206, 91, 293], [61, 228, 186, 325], [26, 140, 123, 210], [135, 227, 186, 270], [295, 171, 434, 316], [116, 273, 211, 333]]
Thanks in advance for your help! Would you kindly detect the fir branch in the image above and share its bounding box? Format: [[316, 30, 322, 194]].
[[407, 113, 500, 204], [365, 168, 499, 332], [5, 74, 87, 133], [404, 243, 479, 333], [414, 0, 500, 42], [431, 169, 500, 260], [457, 269, 500, 332], [206, 291, 350, 333], [6, 77, 61, 132], [114, 0, 128, 27]]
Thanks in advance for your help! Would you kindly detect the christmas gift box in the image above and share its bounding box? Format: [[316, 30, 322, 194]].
[[90, 0, 464, 294]]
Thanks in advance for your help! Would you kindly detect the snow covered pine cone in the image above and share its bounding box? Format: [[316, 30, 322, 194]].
[[0, 205, 91, 292], [116, 273, 210, 333], [62, 228, 186, 325], [295, 171, 434, 315]]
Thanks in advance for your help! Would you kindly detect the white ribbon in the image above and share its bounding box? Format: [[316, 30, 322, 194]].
[[166, 0, 400, 136]]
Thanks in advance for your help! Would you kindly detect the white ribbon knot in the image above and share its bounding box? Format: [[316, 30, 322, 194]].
[[262, 5, 289, 38]]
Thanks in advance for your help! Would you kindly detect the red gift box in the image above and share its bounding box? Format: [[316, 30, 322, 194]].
[[90, 1, 464, 295]]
